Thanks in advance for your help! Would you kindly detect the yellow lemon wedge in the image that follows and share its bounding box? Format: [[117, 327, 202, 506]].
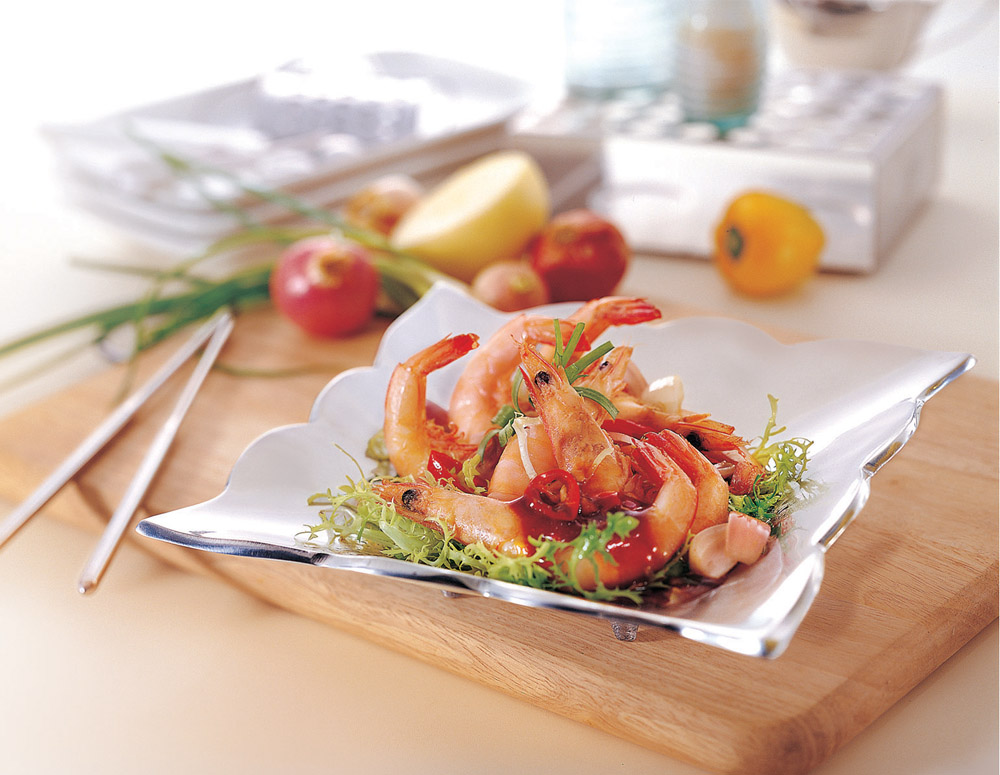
[[390, 150, 551, 282]]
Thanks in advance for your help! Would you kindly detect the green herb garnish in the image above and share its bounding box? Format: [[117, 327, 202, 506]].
[[729, 395, 812, 535], [483, 320, 618, 458]]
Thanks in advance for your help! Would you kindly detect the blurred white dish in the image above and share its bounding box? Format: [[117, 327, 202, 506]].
[[43, 52, 531, 253]]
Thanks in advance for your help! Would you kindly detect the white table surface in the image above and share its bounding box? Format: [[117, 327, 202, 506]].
[[1, 2, 996, 773]]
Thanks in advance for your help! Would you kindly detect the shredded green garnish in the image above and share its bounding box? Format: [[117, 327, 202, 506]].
[[729, 395, 812, 535]]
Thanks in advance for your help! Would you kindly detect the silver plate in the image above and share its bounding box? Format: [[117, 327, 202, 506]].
[[137, 283, 974, 658]]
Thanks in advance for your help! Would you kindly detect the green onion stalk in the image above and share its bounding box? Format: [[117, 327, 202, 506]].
[[0, 138, 453, 380]]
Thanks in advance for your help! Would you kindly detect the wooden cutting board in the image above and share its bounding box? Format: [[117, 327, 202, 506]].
[[0, 305, 996, 775]]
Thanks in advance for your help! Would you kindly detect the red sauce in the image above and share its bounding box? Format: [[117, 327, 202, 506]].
[[510, 497, 664, 582], [507, 496, 582, 545], [603, 508, 662, 580]]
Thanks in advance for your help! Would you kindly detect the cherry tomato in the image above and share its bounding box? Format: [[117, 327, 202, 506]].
[[269, 235, 379, 337], [524, 469, 581, 521], [713, 191, 825, 297], [529, 209, 630, 302]]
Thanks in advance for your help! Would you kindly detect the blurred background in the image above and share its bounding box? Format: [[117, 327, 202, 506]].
[[1, 0, 996, 409]]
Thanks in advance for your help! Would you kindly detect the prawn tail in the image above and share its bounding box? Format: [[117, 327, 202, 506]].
[[410, 333, 479, 374]]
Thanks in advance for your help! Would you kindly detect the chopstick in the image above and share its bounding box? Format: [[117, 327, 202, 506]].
[[0, 310, 233, 561], [77, 310, 234, 594]]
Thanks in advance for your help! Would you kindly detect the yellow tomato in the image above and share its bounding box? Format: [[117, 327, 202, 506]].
[[713, 191, 825, 297]]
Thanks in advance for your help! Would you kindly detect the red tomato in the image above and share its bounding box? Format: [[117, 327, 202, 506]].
[[269, 235, 380, 337], [529, 209, 630, 302]]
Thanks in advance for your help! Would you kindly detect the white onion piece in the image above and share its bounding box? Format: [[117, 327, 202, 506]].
[[688, 524, 738, 579], [512, 416, 543, 481], [642, 374, 684, 414]]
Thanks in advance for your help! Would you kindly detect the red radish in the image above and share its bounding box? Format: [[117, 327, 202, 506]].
[[471, 260, 550, 311], [269, 235, 379, 337]]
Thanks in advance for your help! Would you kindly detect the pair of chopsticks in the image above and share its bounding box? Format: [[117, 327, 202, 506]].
[[0, 309, 234, 594]]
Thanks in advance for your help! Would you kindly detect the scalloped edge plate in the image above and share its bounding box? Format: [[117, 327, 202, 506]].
[[137, 283, 975, 658]]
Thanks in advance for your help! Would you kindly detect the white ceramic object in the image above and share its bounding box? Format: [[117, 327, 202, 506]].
[[42, 52, 531, 253], [771, 0, 940, 70]]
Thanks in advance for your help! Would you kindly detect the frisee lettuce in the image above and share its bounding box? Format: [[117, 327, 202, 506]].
[[303, 465, 645, 602], [729, 395, 813, 535]]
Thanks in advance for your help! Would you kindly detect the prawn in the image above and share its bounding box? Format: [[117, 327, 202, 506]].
[[671, 416, 764, 495], [488, 344, 653, 502], [372, 432, 697, 592], [373, 479, 538, 557], [565, 296, 661, 339], [448, 298, 662, 444], [573, 435, 698, 590], [447, 315, 577, 444], [517, 342, 630, 496], [642, 430, 729, 533], [486, 418, 557, 501], [383, 333, 480, 479]]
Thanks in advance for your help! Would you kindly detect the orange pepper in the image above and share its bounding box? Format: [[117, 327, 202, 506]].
[[713, 191, 825, 297]]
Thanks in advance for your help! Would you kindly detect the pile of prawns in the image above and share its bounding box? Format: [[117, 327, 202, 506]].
[[373, 297, 772, 593]]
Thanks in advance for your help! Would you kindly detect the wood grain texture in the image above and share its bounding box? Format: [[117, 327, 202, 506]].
[[0, 305, 996, 775]]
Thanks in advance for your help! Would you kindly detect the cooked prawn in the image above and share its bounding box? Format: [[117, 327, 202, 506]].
[[383, 333, 479, 478], [671, 416, 764, 495], [447, 315, 577, 444], [448, 298, 662, 444], [572, 435, 698, 590], [486, 418, 558, 501], [565, 296, 661, 339], [517, 342, 630, 496], [643, 430, 729, 533], [373, 479, 535, 557]]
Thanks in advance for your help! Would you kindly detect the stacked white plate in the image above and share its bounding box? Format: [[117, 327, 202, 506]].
[[43, 52, 532, 254]]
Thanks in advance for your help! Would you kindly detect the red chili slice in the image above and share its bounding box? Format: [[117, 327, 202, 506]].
[[427, 450, 462, 487], [524, 469, 581, 521], [427, 450, 486, 492]]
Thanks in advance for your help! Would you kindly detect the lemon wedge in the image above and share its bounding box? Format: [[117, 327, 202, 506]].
[[390, 150, 550, 282]]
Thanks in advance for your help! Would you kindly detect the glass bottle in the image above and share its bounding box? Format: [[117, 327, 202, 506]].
[[674, 0, 767, 132], [564, 0, 676, 98]]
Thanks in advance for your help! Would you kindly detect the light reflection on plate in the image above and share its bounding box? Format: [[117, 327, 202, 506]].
[[137, 283, 974, 658]]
